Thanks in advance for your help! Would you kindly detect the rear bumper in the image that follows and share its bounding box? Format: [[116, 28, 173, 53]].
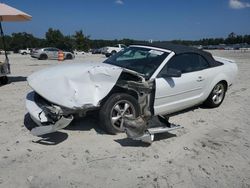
[[26, 91, 73, 136]]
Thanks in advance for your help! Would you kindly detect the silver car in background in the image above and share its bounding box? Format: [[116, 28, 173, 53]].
[[31, 47, 75, 60]]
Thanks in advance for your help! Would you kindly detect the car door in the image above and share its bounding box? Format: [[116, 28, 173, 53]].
[[43, 48, 53, 59], [51, 48, 59, 59], [154, 53, 210, 115]]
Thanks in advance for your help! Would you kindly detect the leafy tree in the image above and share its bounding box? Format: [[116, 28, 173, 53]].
[[0, 35, 12, 51], [45, 28, 65, 49], [73, 30, 90, 51], [1, 29, 250, 52], [9, 32, 38, 52]]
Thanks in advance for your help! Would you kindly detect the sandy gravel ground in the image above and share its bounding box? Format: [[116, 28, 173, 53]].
[[0, 51, 249, 188]]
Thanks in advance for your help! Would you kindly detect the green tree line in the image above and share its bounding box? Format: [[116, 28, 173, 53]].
[[0, 29, 249, 52]]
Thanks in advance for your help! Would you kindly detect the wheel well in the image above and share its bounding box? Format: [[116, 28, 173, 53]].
[[219, 80, 228, 92], [40, 53, 47, 57], [100, 86, 138, 106], [66, 54, 72, 58]]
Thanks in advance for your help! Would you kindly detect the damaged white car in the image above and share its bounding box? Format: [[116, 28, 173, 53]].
[[26, 44, 238, 139]]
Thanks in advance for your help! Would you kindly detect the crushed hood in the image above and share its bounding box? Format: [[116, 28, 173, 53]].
[[27, 62, 123, 109]]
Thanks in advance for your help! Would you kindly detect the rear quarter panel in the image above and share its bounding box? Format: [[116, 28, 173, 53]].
[[202, 58, 238, 100]]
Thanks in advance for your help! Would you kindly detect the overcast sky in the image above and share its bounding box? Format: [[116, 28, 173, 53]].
[[1, 0, 250, 40]]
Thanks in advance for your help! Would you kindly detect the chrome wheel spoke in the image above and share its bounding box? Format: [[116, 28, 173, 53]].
[[217, 89, 223, 94], [212, 95, 218, 102], [122, 103, 130, 115], [120, 118, 124, 129], [111, 116, 121, 124], [114, 104, 122, 113]]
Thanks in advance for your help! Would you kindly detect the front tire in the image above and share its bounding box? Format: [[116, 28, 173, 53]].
[[204, 82, 226, 108], [99, 93, 140, 134]]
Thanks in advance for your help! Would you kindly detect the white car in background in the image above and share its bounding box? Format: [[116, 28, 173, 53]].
[[74, 50, 86, 55], [26, 44, 238, 136], [31, 47, 75, 60], [18, 48, 31, 55], [102, 44, 127, 57]]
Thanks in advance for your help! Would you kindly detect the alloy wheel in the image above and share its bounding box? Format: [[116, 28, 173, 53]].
[[212, 83, 225, 105], [110, 100, 136, 131]]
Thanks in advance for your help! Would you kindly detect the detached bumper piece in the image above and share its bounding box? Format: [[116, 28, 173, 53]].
[[30, 115, 73, 136], [134, 124, 181, 144], [26, 91, 73, 136], [124, 116, 182, 144]]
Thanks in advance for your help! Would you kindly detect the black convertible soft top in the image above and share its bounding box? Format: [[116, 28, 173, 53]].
[[135, 42, 222, 67]]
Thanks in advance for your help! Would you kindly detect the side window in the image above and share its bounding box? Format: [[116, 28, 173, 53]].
[[158, 53, 209, 77], [199, 55, 209, 69], [121, 44, 127, 48], [51, 48, 59, 52]]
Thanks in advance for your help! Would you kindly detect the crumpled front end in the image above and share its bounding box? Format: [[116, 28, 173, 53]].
[[25, 62, 123, 136], [26, 91, 74, 136]]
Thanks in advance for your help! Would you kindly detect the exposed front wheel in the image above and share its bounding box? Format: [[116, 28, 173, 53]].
[[99, 93, 140, 134], [204, 82, 226, 108]]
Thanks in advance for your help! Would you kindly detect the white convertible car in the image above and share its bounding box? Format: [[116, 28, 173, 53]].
[[26, 43, 238, 137]]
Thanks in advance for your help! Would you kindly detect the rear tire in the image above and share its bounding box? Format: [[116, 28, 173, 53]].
[[105, 53, 111, 58], [99, 93, 140, 134], [66, 54, 73, 60], [204, 82, 226, 108], [39, 54, 48, 60], [111, 50, 117, 56]]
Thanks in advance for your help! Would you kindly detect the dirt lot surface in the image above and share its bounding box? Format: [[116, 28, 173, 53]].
[[0, 51, 249, 188]]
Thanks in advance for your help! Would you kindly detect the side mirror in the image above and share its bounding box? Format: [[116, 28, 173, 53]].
[[162, 68, 182, 78]]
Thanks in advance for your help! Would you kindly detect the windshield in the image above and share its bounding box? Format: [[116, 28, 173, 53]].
[[103, 47, 169, 79]]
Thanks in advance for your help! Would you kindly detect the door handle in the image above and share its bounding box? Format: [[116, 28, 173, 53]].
[[197, 76, 204, 82]]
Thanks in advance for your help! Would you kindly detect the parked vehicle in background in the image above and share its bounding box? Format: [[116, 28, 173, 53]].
[[91, 48, 102, 54], [30, 47, 75, 60], [19, 48, 31, 55], [0, 50, 11, 55], [74, 50, 86, 55], [103, 44, 127, 57]]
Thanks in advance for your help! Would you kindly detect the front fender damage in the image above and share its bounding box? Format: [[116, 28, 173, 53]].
[[114, 70, 155, 138], [115, 70, 182, 143]]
